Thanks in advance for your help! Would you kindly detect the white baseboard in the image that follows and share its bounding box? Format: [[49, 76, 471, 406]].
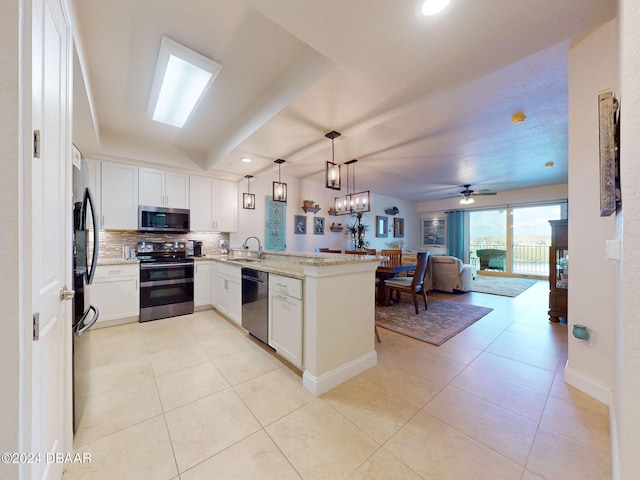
[[564, 360, 612, 405], [609, 401, 621, 480], [302, 351, 377, 396]]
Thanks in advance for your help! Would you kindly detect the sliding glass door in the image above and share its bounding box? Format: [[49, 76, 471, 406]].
[[470, 204, 563, 277], [470, 210, 507, 272]]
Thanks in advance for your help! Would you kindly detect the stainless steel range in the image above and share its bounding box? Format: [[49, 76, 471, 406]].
[[136, 241, 194, 322]]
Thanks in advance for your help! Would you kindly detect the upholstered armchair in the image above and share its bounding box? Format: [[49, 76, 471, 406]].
[[429, 256, 473, 293]]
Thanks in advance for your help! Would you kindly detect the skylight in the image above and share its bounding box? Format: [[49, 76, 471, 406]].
[[148, 36, 222, 128]]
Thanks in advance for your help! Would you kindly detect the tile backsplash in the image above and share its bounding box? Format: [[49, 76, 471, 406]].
[[98, 230, 230, 259]]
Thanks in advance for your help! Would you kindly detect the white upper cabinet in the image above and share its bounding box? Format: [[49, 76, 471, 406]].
[[101, 161, 138, 230], [213, 178, 237, 232], [189, 175, 237, 232], [139, 167, 189, 209], [189, 175, 214, 232]]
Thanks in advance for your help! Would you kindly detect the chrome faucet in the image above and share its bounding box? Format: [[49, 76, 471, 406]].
[[242, 236, 263, 260]]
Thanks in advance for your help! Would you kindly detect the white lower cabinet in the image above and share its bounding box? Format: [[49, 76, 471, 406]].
[[194, 261, 213, 307], [269, 274, 303, 369], [87, 264, 139, 326], [214, 262, 241, 325]]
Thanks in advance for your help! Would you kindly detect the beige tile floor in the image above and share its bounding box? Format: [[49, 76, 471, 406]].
[[64, 281, 611, 480]]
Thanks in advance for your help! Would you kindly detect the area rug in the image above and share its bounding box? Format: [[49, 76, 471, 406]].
[[375, 300, 493, 346], [471, 275, 537, 297]]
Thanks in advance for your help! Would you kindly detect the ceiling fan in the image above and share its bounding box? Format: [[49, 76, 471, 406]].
[[447, 184, 498, 204]]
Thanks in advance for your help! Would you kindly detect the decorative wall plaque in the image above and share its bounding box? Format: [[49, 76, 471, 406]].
[[598, 91, 620, 216]]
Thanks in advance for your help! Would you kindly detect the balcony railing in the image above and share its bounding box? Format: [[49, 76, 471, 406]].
[[470, 243, 549, 276]]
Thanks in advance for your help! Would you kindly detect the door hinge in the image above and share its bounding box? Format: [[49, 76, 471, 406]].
[[33, 313, 40, 341], [33, 130, 41, 158]]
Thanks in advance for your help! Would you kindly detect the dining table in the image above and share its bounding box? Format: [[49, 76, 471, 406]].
[[376, 260, 417, 306]]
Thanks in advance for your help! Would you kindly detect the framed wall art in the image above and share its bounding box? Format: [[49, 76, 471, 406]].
[[422, 218, 445, 245], [393, 217, 404, 238], [294, 215, 307, 235], [314, 217, 325, 235]]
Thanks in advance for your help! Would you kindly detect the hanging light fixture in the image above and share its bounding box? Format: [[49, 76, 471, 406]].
[[333, 159, 370, 215], [272, 159, 287, 203], [324, 131, 341, 190], [243, 175, 255, 209], [459, 194, 474, 205]]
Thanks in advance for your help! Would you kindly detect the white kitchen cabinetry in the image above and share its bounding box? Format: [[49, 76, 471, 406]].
[[101, 161, 138, 230], [214, 262, 241, 325], [269, 274, 303, 369], [189, 175, 237, 232], [213, 179, 237, 232], [139, 167, 189, 209], [194, 261, 213, 308], [83, 157, 101, 217], [87, 264, 139, 326]]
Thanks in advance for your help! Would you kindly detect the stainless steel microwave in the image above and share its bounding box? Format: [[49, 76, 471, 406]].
[[138, 205, 190, 233]]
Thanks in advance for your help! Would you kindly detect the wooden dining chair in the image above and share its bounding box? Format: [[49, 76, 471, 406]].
[[364, 248, 377, 255], [384, 252, 431, 314], [381, 249, 402, 264]]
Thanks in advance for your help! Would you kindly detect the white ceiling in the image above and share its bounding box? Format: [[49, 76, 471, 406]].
[[70, 0, 616, 202]]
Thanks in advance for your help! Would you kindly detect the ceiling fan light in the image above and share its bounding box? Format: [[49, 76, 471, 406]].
[[460, 196, 474, 205], [421, 0, 451, 16]]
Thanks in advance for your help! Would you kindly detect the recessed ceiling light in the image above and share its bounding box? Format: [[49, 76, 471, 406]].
[[421, 0, 451, 16], [148, 36, 222, 128], [241, 157, 252, 163]]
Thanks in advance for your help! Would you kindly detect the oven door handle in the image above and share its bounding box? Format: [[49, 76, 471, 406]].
[[140, 278, 194, 288], [140, 262, 194, 269]]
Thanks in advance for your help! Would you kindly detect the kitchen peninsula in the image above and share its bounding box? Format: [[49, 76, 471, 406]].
[[214, 250, 380, 396], [95, 249, 380, 396]]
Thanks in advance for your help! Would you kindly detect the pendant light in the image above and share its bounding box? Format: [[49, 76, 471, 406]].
[[325, 131, 341, 190], [272, 159, 287, 203], [333, 159, 370, 215], [243, 175, 255, 209]]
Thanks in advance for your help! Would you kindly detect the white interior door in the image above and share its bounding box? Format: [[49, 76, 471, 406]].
[[30, 0, 71, 478]]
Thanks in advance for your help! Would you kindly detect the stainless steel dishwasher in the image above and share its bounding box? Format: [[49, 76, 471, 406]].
[[241, 268, 269, 344]]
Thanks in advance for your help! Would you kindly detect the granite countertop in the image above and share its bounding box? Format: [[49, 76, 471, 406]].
[[97, 258, 140, 266], [194, 251, 381, 279], [96, 250, 381, 278]]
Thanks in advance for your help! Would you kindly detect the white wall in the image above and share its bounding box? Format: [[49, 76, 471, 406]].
[[617, 0, 640, 477], [232, 174, 420, 252], [566, 20, 618, 404], [1, 1, 20, 477]]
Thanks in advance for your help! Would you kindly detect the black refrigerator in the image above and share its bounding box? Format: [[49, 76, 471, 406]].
[[71, 147, 100, 432]]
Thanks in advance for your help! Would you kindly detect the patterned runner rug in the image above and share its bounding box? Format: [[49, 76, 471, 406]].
[[375, 300, 493, 346], [471, 275, 537, 297]]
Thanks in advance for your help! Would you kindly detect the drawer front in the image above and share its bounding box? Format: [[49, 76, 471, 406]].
[[216, 261, 240, 279], [94, 264, 139, 279], [269, 274, 302, 299]]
